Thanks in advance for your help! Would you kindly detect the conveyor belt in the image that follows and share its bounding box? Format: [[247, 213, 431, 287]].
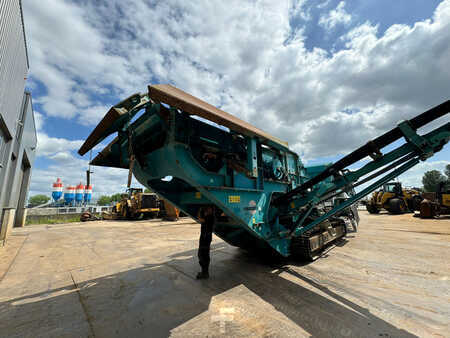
[[275, 100, 450, 205]]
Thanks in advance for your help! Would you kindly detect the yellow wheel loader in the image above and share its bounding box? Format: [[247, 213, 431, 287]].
[[107, 188, 160, 220], [366, 182, 422, 214]]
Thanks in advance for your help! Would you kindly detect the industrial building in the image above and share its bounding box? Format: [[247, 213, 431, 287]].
[[0, 0, 36, 245]]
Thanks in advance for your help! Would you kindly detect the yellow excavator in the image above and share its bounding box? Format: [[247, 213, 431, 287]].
[[366, 182, 422, 214]]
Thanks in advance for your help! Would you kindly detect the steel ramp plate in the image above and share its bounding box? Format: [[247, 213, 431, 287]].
[[148, 84, 289, 148], [78, 107, 125, 156], [90, 136, 128, 169], [78, 93, 142, 156]]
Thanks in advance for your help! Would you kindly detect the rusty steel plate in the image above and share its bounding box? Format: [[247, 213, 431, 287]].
[[78, 107, 126, 156], [89, 136, 129, 169], [78, 92, 145, 156], [148, 84, 288, 148]]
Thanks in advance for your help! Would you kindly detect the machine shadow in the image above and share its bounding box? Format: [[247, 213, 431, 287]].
[[0, 244, 417, 338]]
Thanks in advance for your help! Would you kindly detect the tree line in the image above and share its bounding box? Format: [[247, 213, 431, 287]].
[[422, 164, 450, 192]]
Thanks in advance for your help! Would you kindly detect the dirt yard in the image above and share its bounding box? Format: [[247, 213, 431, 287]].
[[0, 212, 448, 337]]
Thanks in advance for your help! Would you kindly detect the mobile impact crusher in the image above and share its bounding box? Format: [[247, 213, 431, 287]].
[[79, 85, 449, 260]]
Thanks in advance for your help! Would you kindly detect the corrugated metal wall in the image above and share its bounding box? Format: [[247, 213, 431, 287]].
[[0, 0, 29, 137], [21, 92, 37, 164], [0, 0, 33, 234]]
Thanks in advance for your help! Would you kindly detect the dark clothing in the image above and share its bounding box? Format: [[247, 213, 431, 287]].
[[198, 214, 215, 273]]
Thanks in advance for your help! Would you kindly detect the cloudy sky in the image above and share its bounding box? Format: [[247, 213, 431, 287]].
[[23, 0, 450, 198]]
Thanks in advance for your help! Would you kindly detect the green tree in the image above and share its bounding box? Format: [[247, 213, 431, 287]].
[[444, 164, 450, 191], [110, 193, 123, 202], [422, 170, 446, 192], [144, 188, 152, 193], [28, 194, 50, 206], [445, 164, 450, 180], [97, 195, 112, 206]]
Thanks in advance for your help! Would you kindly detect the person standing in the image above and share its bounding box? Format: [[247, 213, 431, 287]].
[[196, 206, 215, 279]]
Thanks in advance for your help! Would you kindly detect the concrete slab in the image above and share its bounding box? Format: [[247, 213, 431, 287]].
[[0, 214, 448, 337], [0, 270, 90, 338], [0, 234, 26, 281]]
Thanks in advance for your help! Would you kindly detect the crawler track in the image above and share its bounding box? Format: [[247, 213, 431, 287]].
[[291, 221, 347, 261]]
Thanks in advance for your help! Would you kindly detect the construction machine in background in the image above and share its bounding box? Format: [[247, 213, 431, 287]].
[[160, 199, 180, 221], [420, 181, 450, 218], [78, 84, 449, 260], [366, 182, 423, 214], [105, 188, 160, 220]]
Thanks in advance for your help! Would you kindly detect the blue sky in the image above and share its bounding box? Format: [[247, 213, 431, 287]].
[[300, 0, 442, 52], [23, 0, 449, 197]]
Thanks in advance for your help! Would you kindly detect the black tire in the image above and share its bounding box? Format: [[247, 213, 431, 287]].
[[366, 204, 380, 214], [123, 207, 130, 219], [406, 199, 414, 211], [412, 195, 423, 211], [388, 198, 399, 214], [388, 198, 406, 214], [419, 200, 435, 218]]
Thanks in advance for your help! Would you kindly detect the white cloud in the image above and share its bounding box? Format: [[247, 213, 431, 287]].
[[36, 133, 83, 158], [23, 0, 132, 124], [24, 0, 450, 156], [47, 151, 74, 163], [33, 112, 83, 157], [31, 112, 138, 198], [77, 105, 111, 126], [23, 0, 450, 197], [397, 160, 450, 188], [31, 107, 130, 200], [289, 0, 310, 21], [317, 0, 332, 10], [28, 152, 134, 198], [319, 1, 351, 30]]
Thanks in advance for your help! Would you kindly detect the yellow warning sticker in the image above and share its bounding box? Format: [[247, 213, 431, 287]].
[[195, 192, 202, 199], [228, 195, 241, 203]]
